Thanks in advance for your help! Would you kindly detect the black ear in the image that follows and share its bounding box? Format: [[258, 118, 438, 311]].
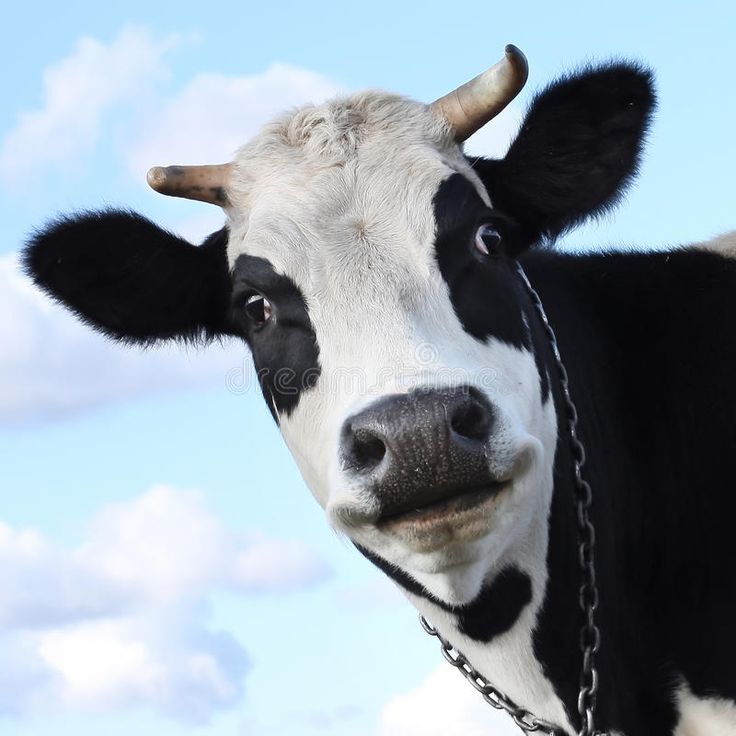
[[471, 63, 656, 244], [23, 210, 233, 344]]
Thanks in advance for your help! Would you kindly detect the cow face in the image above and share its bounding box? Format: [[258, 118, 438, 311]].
[[219, 94, 557, 604], [24, 61, 654, 611]]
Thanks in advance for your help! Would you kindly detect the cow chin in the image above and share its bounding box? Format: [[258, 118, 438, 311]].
[[327, 436, 548, 606]]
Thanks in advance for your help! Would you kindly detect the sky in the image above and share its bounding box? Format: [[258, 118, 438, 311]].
[[1, 2, 735, 735]]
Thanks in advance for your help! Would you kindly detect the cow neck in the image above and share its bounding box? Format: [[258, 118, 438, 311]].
[[420, 261, 608, 736]]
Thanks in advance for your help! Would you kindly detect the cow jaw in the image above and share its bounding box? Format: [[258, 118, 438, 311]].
[[280, 339, 557, 606]]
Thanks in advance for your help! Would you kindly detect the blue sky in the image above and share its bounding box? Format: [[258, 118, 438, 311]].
[[1, 2, 734, 735]]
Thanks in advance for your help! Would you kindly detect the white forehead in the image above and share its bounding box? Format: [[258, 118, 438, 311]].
[[223, 91, 490, 282]]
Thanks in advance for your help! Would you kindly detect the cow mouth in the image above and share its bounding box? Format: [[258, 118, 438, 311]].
[[377, 481, 507, 530]]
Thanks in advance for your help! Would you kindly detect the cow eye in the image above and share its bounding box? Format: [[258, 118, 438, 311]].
[[474, 223, 502, 256], [244, 293, 273, 327]]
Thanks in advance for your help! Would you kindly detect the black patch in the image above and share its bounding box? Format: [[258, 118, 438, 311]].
[[435, 64, 654, 405], [432, 174, 533, 350], [231, 254, 320, 419], [454, 568, 532, 642], [432, 174, 548, 401], [517, 247, 736, 735], [470, 63, 656, 245], [356, 545, 531, 642], [22, 211, 320, 419], [22, 210, 233, 344]]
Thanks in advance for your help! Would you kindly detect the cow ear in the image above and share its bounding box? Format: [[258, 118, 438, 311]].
[[23, 210, 233, 344], [471, 63, 656, 244]]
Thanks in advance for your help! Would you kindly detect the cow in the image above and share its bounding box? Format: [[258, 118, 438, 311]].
[[22, 45, 736, 735]]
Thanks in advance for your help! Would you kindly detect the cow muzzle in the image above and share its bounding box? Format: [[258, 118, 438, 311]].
[[338, 386, 511, 546]]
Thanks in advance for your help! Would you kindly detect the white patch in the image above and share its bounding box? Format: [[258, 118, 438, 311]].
[[404, 374, 571, 731], [218, 91, 567, 727], [675, 682, 736, 735], [414, 596, 574, 733], [695, 230, 736, 260]]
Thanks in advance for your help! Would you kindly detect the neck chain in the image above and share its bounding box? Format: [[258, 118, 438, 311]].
[[420, 262, 606, 736]]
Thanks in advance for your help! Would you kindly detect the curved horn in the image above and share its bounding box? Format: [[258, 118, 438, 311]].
[[146, 163, 232, 206], [431, 45, 529, 142]]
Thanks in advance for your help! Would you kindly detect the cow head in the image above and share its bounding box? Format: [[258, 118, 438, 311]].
[[24, 49, 654, 612]]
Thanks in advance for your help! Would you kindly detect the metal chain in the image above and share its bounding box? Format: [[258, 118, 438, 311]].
[[419, 263, 607, 736], [516, 263, 604, 736], [419, 615, 563, 735]]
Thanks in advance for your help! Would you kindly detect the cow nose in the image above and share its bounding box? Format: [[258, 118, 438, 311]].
[[449, 389, 493, 444], [340, 386, 495, 479]]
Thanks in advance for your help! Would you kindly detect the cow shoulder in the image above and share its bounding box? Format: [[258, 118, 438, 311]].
[[674, 683, 736, 736], [692, 231, 736, 260]]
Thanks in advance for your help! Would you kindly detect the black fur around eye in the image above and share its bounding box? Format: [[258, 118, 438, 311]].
[[474, 223, 502, 256], [244, 293, 273, 327]]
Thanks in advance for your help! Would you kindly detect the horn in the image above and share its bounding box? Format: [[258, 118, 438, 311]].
[[431, 44, 529, 142], [146, 163, 232, 205]]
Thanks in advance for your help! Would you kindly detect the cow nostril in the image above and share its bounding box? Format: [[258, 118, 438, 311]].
[[450, 396, 491, 443], [345, 428, 387, 473]]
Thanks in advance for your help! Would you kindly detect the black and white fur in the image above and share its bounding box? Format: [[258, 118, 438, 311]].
[[23, 61, 736, 735]]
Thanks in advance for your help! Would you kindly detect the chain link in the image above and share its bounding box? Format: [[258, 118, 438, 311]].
[[419, 263, 609, 736], [420, 615, 563, 735]]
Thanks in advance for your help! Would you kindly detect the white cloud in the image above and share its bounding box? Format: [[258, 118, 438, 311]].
[[0, 254, 246, 422], [125, 63, 341, 177], [76, 486, 230, 604], [232, 536, 330, 593], [76, 486, 329, 602], [0, 24, 340, 188], [0, 26, 182, 189], [378, 665, 520, 736], [0, 633, 62, 715], [0, 521, 123, 629], [0, 486, 330, 719], [34, 613, 248, 721]]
